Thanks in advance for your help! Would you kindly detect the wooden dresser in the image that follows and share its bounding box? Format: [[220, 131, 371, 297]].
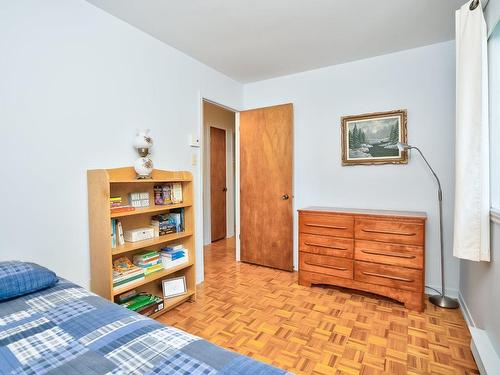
[[298, 207, 427, 311]]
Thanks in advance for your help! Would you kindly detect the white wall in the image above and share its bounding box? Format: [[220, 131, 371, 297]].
[[244, 41, 459, 292], [0, 0, 243, 288]]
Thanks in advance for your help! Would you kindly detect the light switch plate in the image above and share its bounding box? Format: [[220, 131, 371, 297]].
[[189, 134, 200, 148]]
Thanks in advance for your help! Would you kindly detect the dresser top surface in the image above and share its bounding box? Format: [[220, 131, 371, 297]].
[[298, 206, 427, 220]]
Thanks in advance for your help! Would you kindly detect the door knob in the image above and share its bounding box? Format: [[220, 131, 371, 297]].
[[223, 187, 228, 192], [282, 194, 289, 200]]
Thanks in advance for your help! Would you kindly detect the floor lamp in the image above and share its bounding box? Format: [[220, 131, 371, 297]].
[[397, 142, 459, 309]]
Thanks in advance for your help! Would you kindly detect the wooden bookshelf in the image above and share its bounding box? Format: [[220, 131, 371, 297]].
[[87, 167, 196, 318], [110, 202, 192, 218]]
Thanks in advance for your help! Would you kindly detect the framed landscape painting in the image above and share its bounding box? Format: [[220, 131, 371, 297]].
[[341, 109, 408, 166]]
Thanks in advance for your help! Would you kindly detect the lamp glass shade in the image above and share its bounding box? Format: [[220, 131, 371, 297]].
[[133, 129, 153, 149], [397, 142, 410, 152]]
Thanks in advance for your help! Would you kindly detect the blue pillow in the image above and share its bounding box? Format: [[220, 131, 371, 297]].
[[0, 261, 58, 301]]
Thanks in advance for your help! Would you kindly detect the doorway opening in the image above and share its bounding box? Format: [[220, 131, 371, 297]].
[[202, 100, 236, 265]]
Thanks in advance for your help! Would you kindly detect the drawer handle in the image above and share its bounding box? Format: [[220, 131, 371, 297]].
[[305, 261, 348, 271], [304, 242, 348, 250], [360, 249, 416, 259], [305, 223, 348, 230], [361, 228, 416, 236], [361, 271, 413, 283]]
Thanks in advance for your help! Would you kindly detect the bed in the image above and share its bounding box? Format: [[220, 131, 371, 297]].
[[0, 277, 289, 374]]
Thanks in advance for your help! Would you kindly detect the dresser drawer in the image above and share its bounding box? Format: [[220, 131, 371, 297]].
[[354, 261, 422, 292], [300, 214, 353, 238], [354, 240, 423, 269], [300, 234, 353, 258], [300, 253, 353, 279], [355, 219, 424, 245]]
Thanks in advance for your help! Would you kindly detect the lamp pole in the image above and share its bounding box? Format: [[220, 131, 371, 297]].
[[398, 143, 459, 309]]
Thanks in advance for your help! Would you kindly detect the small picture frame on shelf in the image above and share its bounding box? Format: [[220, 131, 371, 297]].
[[162, 276, 187, 299]]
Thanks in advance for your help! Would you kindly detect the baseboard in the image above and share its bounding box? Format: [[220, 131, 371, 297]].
[[458, 291, 500, 375], [469, 328, 500, 375], [458, 291, 476, 327]]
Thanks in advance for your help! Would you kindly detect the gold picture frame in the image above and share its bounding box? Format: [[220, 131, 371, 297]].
[[341, 109, 408, 166]]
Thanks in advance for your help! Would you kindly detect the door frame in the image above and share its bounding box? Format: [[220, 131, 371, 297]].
[[209, 125, 228, 242], [199, 95, 241, 265]]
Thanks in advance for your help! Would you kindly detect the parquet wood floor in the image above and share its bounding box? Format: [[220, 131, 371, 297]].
[[158, 238, 478, 375]]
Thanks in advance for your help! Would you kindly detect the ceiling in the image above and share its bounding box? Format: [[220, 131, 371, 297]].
[[86, 0, 466, 83]]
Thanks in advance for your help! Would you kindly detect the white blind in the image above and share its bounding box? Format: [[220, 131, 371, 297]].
[[490, 25, 500, 209], [486, 0, 500, 37]]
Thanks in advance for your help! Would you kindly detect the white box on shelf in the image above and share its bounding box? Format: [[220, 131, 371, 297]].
[[124, 227, 155, 242], [129, 192, 150, 208]]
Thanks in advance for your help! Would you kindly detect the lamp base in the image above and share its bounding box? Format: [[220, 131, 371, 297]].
[[429, 295, 459, 309]]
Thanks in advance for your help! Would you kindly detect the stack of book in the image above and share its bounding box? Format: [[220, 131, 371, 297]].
[[112, 257, 144, 290], [110, 196, 122, 208], [110, 219, 125, 248], [160, 245, 189, 269], [151, 209, 184, 237], [154, 183, 183, 205], [151, 214, 177, 236], [110, 196, 135, 214], [118, 291, 164, 317], [132, 251, 164, 276]]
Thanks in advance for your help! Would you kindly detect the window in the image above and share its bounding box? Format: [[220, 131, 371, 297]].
[[489, 24, 500, 213]]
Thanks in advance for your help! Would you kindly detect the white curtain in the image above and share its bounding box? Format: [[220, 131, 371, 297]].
[[454, 1, 490, 261]]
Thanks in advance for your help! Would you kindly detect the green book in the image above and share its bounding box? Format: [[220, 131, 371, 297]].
[[113, 273, 144, 287], [121, 294, 162, 311]]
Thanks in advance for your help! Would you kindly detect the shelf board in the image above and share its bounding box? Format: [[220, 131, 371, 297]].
[[149, 290, 196, 319], [112, 261, 194, 296], [112, 231, 193, 255], [111, 202, 192, 218], [109, 178, 192, 184]]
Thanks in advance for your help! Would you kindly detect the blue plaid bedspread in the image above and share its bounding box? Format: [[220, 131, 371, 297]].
[[0, 280, 290, 374]]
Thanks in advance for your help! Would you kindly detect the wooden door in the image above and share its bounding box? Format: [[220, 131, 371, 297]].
[[240, 103, 293, 271], [210, 127, 227, 241]]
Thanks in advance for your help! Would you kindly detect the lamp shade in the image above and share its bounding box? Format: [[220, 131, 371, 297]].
[[397, 142, 411, 152], [133, 129, 153, 149]]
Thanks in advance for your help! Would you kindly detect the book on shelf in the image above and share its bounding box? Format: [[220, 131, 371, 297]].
[[161, 248, 185, 260], [154, 182, 183, 205], [151, 208, 185, 237], [168, 212, 182, 233], [133, 251, 160, 266], [110, 196, 136, 214], [154, 184, 172, 205], [110, 196, 122, 207], [110, 205, 135, 214], [112, 257, 144, 289], [111, 219, 117, 248], [113, 273, 144, 288], [118, 292, 164, 316], [151, 215, 177, 236], [113, 256, 143, 274], [161, 255, 189, 269], [140, 263, 164, 276], [133, 251, 164, 276], [171, 182, 183, 204], [117, 220, 125, 246], [160, 245, 189, 269]]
